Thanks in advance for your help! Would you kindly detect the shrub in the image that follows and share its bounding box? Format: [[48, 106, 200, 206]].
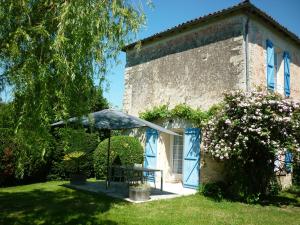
[[48, 128, 99, 180], [54, 128, 99, 153], [199, 182, 226, 202], [94, 136, 144, 179], [292, 152, 300, 185], [0, 128, 17, 186], [63, 151, 90, 176], [203, 90, 300, 200], [14, 129, 55, 183], [267, 176, 281, 196], [0, 128, 56, 186]]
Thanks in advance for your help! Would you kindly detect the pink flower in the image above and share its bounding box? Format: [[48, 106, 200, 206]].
[[225, 119, 231, 125]]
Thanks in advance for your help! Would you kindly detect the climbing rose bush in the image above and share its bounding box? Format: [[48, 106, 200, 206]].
[[203, 90, 300, 199], [204, 90, 300, 160]]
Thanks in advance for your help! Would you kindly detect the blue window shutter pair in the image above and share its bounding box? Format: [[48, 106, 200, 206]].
[[266, 40, 275, 90], [283, 51, 291, 97], [144, 127, 201, 189], [266, 40, 291, 96]]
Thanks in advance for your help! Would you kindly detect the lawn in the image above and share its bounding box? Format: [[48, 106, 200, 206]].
[[0, 181, 299, 225]]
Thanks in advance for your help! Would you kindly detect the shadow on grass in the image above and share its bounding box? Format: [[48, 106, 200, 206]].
[[285, 186, 300, 197], [200, 186, 300, 207], [258, 186, 300, 207], [0, 187, 125, 224], [258, 195, 299, 207], [202, 193, 300, 207]]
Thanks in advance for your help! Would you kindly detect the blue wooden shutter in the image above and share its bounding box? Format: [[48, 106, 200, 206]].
[[183, 128, 200, 189], [144, 128, 158, 169], [266, 40, 275, 90], [285, 151, 293, 173], [284, 51, 291, 97]]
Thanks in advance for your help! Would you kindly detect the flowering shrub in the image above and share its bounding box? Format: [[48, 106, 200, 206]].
[[203, 90, 300, 199]]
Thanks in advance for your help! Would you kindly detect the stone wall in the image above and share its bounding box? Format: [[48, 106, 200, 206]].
[[248, 17, 300, 100], [200, 151, 225, 184], [157, 132, 173, 182], [123, 14, 246, 116], [277, 174, 293, 190]]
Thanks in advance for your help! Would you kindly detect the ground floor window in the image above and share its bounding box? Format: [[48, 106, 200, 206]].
[[172, 135, 183, 174]]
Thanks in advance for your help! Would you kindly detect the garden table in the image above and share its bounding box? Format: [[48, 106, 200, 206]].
[[110, 165, 163, 191]]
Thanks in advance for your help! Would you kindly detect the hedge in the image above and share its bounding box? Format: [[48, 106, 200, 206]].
[[48, 128, 100, 180], [1, 127, 101, 185], [94, 136, 144, 178]]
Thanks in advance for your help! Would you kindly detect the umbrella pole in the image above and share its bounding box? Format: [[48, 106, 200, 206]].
[[106, 130, 111, 189]]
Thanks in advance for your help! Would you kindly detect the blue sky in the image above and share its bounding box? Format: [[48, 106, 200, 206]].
[[104, 0, 300, 109]]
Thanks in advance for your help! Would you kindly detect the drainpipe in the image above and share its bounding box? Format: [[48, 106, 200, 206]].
[[245, 16, 250, 91]]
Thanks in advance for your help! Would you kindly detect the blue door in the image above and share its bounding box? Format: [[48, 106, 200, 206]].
[[144, 128, 158, 169], [144, 128, 158, 182], [183, 128, 200, 189]]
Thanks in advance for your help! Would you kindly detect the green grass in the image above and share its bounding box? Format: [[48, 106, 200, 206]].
[[0, 181, 299, 225]]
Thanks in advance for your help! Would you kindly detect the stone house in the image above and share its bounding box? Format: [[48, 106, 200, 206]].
[[122, 1, 300, 189]]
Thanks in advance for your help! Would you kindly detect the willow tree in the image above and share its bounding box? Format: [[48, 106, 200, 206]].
[[0, 0, 145, 178], [0, 0, 144, 127]]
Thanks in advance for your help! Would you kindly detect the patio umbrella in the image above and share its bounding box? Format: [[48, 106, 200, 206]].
[[52, 109, 179, 135], [51, 109, 179, 188]]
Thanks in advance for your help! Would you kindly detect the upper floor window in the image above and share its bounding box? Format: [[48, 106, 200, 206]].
[[266, 40, 290, 97], [274, 48, 284, 93]]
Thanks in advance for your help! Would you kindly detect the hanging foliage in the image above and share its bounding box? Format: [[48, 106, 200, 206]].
[[139, 103, 222, 127]]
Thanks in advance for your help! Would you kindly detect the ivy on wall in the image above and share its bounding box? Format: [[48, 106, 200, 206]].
[[139, 103, 222, 127]]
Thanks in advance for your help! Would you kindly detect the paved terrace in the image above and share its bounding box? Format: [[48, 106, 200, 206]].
[[64, 180, 197, 203]]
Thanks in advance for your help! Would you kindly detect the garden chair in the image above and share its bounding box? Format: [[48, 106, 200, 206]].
[[111, 165, 124, 182], [144, 171, 156, 188], [133, 163, 154, 185]]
